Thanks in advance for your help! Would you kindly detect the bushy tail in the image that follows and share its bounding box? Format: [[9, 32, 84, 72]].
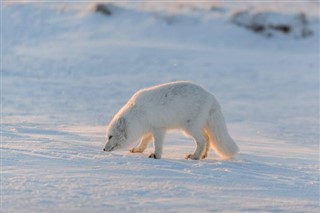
[[206, 108, 239, 159]]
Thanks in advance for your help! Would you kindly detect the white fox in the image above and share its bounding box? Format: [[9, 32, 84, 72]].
[[103, 81, 238, 160]]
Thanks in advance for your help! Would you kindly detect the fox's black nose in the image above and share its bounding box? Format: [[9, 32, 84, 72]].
[[103, 148, 106, 151]]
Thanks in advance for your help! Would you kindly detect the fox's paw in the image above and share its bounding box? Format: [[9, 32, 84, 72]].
[[185, 154, 200, 160], [130, 147, 143, 153], [148, 153, 161, 159], [201, 153, 208, 159]]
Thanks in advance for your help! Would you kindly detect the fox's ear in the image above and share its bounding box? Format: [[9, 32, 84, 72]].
[[116, 117, 127, 132]]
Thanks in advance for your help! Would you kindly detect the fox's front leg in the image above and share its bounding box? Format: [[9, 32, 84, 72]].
[[148, 129, 165, 159], [130, 133, 153, 153]]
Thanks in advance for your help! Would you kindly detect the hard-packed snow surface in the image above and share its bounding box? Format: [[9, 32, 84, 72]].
[[2, 1, 319, 212]]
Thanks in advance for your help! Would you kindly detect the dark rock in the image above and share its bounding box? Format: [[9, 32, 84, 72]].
[[94, 3, 112, 16]]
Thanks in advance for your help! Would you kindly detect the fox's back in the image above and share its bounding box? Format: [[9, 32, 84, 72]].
[[134, 81, 209, 105], [131, 81, 215, 128]]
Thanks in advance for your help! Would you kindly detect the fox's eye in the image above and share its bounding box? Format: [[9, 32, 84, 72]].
[[108, 135, 113, 140]]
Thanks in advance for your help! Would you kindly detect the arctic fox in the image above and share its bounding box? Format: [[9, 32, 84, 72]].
[[103, 81, 238, 160]]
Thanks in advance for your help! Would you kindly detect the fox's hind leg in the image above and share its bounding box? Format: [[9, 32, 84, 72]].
[[130, 133, 153, 153], [185, 129, 207, 160], [201, 129, 210, 159]]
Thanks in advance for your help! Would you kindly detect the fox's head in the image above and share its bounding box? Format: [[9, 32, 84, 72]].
[[103, 117, 128, 152]]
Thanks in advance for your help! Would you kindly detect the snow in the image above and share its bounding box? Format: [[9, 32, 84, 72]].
[[2, 1, 319, 212]]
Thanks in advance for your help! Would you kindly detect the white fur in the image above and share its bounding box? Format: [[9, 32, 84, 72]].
[[104, 81, 239, 160]]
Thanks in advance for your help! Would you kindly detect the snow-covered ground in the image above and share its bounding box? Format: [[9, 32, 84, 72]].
[[2, 1, 319, 212]]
